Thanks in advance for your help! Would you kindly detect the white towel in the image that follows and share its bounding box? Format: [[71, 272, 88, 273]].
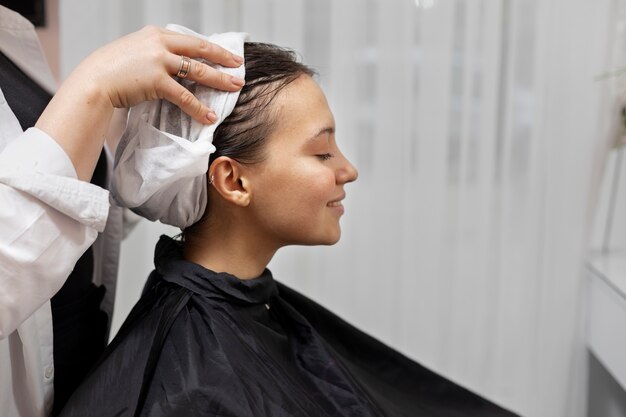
[[111, 24, 247, 228]]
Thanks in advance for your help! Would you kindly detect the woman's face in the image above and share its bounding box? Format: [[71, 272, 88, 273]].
[[246, 74, 358, 248]]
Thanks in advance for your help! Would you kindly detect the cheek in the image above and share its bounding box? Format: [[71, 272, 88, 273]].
[[250, 162, 341, 245], [259, 165, 335, 217], [293, 167, 336, 206], [317, 174, 336, 202]]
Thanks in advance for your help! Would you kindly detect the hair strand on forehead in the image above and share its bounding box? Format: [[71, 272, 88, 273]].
[[209, 42, 316, 166]]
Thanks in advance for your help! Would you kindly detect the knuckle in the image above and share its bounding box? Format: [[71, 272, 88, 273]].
[[193, 101, 204, 117], [145, 26, 167, 46], [221, 47, 232, 61], [155, 32, 167, 46], [142, 25, 159, 36], [151, 48, 168, 63], [146, 52, 167, 72], [198, 39, 210, 52], [219, 71, 230, 86], [204, 41, 216, 55], [194, 61, 207, 79], [179, 90, 196, 108]]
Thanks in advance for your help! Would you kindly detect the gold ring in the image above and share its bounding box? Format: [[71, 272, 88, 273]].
[[176, 55, 191, 79]]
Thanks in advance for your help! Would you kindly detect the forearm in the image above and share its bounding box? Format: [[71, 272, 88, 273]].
[[35, 66, 113, 182]]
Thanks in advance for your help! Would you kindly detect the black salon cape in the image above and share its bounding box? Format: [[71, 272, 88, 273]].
[[60, 236, 518, 417]]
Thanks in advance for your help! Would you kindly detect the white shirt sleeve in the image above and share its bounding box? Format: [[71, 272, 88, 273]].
[[0, 128, 110, 339]]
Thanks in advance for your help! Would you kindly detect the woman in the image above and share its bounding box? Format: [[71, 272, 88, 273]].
[[59, 42, 518, 417]]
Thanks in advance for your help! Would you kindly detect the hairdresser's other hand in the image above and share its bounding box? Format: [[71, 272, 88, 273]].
[[36, 25, 244, 182]]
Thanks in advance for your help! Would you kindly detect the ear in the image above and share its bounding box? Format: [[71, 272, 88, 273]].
[[209, 156, 251, 207]]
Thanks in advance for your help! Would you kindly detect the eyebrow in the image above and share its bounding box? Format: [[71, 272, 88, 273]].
[[307, 126, 335, 141]]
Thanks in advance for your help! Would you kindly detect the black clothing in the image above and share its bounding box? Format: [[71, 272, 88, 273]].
[[60, 236, 518, 417], [0, 51, 50, 130], [0, 50, 108, 415], [49, 150, 109, 416]]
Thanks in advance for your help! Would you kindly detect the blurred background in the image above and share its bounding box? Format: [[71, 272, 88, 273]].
[[19, 0, 626, 415]]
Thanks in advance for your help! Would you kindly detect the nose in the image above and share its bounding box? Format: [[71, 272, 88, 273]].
[[336, 154, 358, 185]]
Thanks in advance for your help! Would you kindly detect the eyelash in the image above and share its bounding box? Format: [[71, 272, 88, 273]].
[[317, 153, 335, 161]]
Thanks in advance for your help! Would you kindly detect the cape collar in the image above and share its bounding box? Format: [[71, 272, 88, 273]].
[[155, 235, 278, 305]]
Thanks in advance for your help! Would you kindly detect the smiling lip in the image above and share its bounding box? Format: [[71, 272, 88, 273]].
[[327, 194, 346, 214]]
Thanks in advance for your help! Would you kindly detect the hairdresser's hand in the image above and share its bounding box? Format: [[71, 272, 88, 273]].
[[77, 25, 245, 122], [36, 26, 244, 182]]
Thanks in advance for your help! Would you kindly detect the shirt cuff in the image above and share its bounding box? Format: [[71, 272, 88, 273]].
[[0, 128, 110, 232], [0, 127, 77, 178]]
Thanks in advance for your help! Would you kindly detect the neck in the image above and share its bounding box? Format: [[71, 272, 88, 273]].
[[182, 212, 277, 280]]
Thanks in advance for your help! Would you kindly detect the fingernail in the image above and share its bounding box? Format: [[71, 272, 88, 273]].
[[207, 110, 218, 123], [233, 54, 244, 65], [231, 76, 245, 87]]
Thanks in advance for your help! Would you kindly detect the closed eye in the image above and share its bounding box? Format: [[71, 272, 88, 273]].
[[317, 153, 335, 161]]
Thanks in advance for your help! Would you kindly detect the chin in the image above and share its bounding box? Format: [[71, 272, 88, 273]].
[[293, 229, 341, 247], [327, 232, 341, 245], [316, 229, 342, 246]]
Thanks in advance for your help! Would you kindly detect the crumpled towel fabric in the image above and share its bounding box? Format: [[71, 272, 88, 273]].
[[111, 24, 247, 229]]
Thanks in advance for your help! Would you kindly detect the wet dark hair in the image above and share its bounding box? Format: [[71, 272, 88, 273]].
[[182, 42, 316, 243], [210, 42, 316, 166]]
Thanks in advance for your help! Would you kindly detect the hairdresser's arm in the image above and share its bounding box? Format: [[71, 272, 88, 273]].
[[0, 26, 243, 338], [37, 25, 244, 182]]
